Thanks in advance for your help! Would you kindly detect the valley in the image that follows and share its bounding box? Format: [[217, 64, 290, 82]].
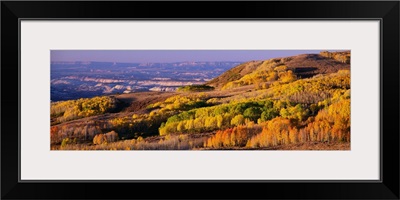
[[51, 61, 240, 101]]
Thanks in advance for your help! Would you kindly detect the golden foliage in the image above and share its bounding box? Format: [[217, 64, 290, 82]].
[[51, 96, 117, 124], [93, 131, 119, 145], [221, 62, 296, 90], [247, 98, 350, 148], [320, 51, 350, 64]]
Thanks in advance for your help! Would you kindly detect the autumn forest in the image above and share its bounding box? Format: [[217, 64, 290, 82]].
[[50, 51, 351, 150]]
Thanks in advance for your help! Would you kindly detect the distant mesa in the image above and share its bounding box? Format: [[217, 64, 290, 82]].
[[149, 87, 177, 92]]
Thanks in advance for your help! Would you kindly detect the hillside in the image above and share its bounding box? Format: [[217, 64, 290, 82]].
[[207, 61, 263, 88], [207, 52, 350, 89], [51, 51, 351, 151]]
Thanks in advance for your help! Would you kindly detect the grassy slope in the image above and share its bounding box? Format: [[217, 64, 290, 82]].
[[207, 61, 262, 88], [207, 53, 349, 88]]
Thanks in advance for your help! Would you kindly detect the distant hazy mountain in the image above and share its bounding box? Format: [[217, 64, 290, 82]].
[[51, 61, 241, 101]]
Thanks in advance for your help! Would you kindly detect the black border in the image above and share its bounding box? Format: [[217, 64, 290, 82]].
[[17, 18, 382, 184], [2, 1, 399, 199]]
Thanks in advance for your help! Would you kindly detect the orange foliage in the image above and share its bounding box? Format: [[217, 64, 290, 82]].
[[247, 98, 350, 148], [304, 99, 350, 142], [93, 131, 119, 145], [246, 117, 296, 148], [50, 126, 59, 142], [205, 125, 261, 148]]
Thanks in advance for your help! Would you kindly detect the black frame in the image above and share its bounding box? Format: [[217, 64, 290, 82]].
[[1, 1, 399, 199]]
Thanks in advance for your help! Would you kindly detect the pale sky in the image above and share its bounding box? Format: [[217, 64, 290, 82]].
[[51, 50, 333, 63]]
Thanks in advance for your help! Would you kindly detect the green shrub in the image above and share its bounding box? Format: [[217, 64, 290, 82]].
[[177, 85, 214, 92]]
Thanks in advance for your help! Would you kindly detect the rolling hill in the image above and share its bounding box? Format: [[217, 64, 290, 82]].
[[50, 51, 351, 150], [207, 52, 350, 89]]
